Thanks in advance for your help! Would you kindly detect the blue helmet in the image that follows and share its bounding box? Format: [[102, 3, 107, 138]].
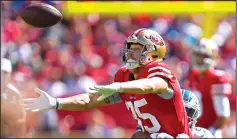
[[181, 89, 201, 128]]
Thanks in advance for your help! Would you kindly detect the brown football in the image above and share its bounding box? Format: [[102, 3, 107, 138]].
[[19, 3, 63, 28], [131, 131, 150, 138]]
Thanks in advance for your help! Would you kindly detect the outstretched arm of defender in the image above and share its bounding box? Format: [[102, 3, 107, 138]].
[[24, 88, 121, 112]]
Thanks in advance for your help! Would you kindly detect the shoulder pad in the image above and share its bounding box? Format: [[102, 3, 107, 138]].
[[146, 61, 173, 79], [114, 66, 128, 82], [146, 61, 168, 69], [115, 66, 128, 76]]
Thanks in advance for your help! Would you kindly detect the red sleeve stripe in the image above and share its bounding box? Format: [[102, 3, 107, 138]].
[[148, 66, 171, 74], [134, 28, 146, 37], [211, 83, 232, 95], [147, 72, 173, 79]]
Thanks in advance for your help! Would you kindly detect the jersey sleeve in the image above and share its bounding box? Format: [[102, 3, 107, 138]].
[[210, 70, 232, 96], [145, 62, 178, 99], [146, 62, 173, 80]]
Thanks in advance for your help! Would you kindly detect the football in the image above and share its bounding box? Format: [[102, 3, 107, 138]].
[[19, 3, 63, 28], [130, 131, 150, 138]]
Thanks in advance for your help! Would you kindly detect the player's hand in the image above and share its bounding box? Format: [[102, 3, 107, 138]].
[[23, 88, 57, 112], [208, 126, 222, 138], [176, 133, 190, 138], [150, 133, 174, 138], [89, 83, 122, 101]]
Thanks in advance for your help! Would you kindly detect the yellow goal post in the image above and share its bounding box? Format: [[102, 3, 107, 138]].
[[62, 1, 236, 38]]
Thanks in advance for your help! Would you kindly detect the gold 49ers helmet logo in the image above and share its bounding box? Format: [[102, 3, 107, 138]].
[[150, 35, 164, 46]]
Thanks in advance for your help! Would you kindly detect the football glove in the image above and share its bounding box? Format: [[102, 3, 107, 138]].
[[89, 83, 122, 101], [208, 126, 222, 138], [24, 88, 57, 112]]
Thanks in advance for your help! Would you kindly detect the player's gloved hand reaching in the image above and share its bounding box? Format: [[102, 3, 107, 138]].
[[24, 88, 57, 112], [89, 83, 122, 101], [208, 126, 222, 138]]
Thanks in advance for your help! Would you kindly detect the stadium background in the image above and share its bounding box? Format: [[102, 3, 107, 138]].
[[1, 1, 236, 138]]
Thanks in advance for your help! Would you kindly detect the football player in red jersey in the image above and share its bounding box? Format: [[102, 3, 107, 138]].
[[24, 29, 191, 137], [184, 38, 232, 138]]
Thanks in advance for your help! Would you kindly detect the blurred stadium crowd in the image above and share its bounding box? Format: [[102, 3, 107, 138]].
[[1, 1, 236, 138]]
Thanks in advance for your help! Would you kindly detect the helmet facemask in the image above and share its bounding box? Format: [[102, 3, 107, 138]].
[[120, 47, 143, 69], [120, 42, 156, 69], [185, 103, 200, 129]]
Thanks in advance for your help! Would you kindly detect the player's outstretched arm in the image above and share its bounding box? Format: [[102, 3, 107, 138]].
[[115, 77, 168, 94], [24, 88, 117, 112], [90, 77, 168, 96]]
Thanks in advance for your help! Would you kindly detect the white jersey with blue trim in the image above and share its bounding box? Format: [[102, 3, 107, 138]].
[[192, 127, 214, 138]]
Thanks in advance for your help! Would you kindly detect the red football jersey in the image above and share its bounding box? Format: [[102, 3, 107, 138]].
[[185, 68, 232, 128], [114, 61, 191, 137]]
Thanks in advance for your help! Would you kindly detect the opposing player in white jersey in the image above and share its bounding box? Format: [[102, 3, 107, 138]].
[[181, 89, 214, 138], [149, 89, 214, 138]]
